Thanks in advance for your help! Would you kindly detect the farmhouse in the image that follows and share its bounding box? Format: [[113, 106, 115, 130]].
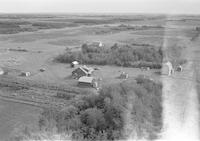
[[78, 76, 97, 88], [72, 66, 94, 79]]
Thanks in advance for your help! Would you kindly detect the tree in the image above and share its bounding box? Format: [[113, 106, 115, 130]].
[[81, 43, 89, 54], [80, 108, 106, 131]]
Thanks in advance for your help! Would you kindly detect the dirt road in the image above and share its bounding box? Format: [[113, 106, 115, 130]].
[[162, 62, 199, 140], [161, 39, 199, 140]]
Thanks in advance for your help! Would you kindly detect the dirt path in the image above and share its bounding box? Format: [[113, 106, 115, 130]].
[[162, 62, 199, 140], [161, 41, 199, 140]]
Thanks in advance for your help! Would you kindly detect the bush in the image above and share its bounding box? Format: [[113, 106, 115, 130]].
[[80, 108, 106, 130], [56, 44, 163, 69], [37, 76, 162, 140]]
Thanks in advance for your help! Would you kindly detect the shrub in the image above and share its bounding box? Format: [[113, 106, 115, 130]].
[[56, 44, 163, 69], [80, 108, 106, 130], [37, 76, 162, 140]]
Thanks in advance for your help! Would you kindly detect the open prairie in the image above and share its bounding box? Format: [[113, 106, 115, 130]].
[[0, 14, 200, 140]]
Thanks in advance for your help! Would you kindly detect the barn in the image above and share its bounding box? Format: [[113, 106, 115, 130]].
[[72, 66, 94, 79], [72, 67, 88, 79], [82, 65, 94, 74]]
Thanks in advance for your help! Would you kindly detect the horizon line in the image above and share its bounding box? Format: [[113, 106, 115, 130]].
[[0, 12, 200, 16]]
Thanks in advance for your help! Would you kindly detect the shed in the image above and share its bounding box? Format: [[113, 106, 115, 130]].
[[0, 68, 4, 75], [71, 61, 79, 68], [78, 76, 97, 88]]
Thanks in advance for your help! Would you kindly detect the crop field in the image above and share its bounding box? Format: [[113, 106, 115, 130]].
[[0, 14, 200, 140]]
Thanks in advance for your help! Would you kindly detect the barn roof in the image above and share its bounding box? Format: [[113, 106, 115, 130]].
[[82, 65, 94, 74], [73, 67, 88, 74], [78, 76, 94, 83], [72, 66, 94, 76]]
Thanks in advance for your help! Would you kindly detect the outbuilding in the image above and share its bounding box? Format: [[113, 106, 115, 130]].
[[71, 61, 79, 68], [72, 67, 88, 79], [72, 65, 94, 79], [82, 65, 94, 74], [78, 76, 97, 88]]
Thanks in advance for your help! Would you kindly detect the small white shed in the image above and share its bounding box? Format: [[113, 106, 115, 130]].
[[71, 61, 79, 68]]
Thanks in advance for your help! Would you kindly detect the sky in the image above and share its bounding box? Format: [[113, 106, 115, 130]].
[[0, 0, 200, 14]]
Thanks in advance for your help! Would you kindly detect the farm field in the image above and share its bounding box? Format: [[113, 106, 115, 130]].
[[0, 99, 41, 140], [0, 14, 200, 140]]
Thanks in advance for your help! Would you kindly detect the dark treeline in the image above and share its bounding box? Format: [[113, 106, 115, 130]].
[[56, 43, 163, 69]]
